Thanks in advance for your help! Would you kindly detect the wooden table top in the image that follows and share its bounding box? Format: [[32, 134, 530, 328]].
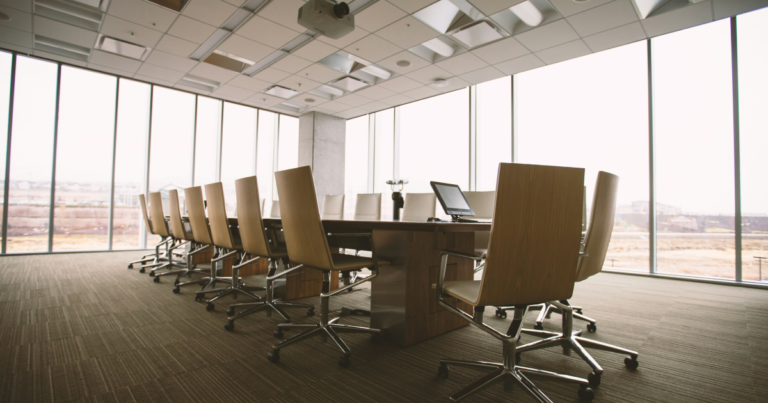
[[176, 216, 491, 233]]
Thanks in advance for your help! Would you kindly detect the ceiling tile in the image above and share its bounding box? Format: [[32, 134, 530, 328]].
[[435, 76, 470, 93], [380, 93, 414, 106], [223, 0, 245, 6], [641, 1, 713, 38], [299, 95, 328, 106], [167, 16, 217, 45], [377, 50, 431, 75], [566, 0, 639, 38], [514, 19, 580, 52], [335, 108, 367, 119], [100, 15, 163, 48], [436, 52, 488, 75], [213, 84, 255, 101], [495, 53, 545, 75], [355, 0, 408, 32], [318, 101, 352, 112], [106, 0, 178, 32], [0, 0, 30, 13], [89, 50, 142, 74], [387, 0, 438, 14], [277, 75, 323, 92], [217, 34, 275, 63], [335, 93, 371, 106], [459, 66, 505, 84], [0, 5, 31, 32], [583, 22, 647, 53], [375, 16, 439, 50], [291, 40, 339, 62], [359, 100, 389, 112], [271, 54, 314, 74], [86, 63, 133, 78], [714, 0, 768, 19], [154, 35, 199, 58], [316, 26, 370, 48], [188, 61, 239, 84], [136, 63, 185, 82], [548, 0, 613, 17], [344, 34, 402, 63], [405, 64, 452, 85], [535, 39, 591, 65], [467, 0, 525, 16], [296, 63, 345, 83], [33, 50, 87, 67], [243, 93, 285, 107], [257, 0, 306, 33], [402, 85, 440, 100], [378, 76, 422, 92], [237, 15, 300, 49], [34, 16, 97, 48], [174, 83, 211, 95], [0, 26, 31, 48], [471, 37, 529, 64], [145, 50, 198, 73], [182, 0, 238, 28], [354, 85, 397, 100], [227, 74, 270, 92], [135, 74, 176, 87], [253, 67, 291, 82]]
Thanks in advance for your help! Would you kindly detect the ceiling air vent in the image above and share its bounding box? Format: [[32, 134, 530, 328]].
[[68, 0, 110, 11], [143, 0, 190, 13], [180, 75, 221, 92], [263, 85, 299, 99], [276, 100, 308, 114], [490, 0, 559, 36], [318, 52, 391, 85], [203, 50, 255, 73], [35, 0, 104, 31], [413, 0, 482, 35], [34, 35, 91, 62], [308, 85, 344, 100], [97, 35, 150, 60], [330, 76, 369, 93], [451, 21, 504, 48]]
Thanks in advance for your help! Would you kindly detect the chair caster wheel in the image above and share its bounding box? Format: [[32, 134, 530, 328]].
[[341, 307, 351, 315], [128, 264, 133, 269], [149, 271, 155, 277], [153, 276, 160, 283], [194, 294, 203, 302], [578, 386, 595, 401], [495, 309, 507, 319], [624, 356, 639, 370], [338, 356, 351, 368], [306, 308, 315, 317], [206, 303, 214, 311], [533, 323, 544, 330], [575, 308, 583, 314], [274, 329, 284, 339], [226, 307, 235, 316], [268, 350, 280, 363], [438, 364, 449, 378], [139, 268, 145, 273], [587, 323, 597, 332], [370, 333, 381, 344], [516, 353, 521, 364], [172, 287, 180, 294], [174, 279, 180, 286], [224, 321, 234, 331], [588, 372, 601, 388]]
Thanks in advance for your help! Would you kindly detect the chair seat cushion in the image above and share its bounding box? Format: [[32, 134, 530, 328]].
[[331, 253, 389, 271], [443, 280, 481, 306]]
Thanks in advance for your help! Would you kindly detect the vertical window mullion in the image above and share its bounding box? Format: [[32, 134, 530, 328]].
[[141, 85, 154, 250], [393, 107, 400, 181], [730, 17, 743, 282], [47, 64, 62, 253], [469, 85, 477, 191], [1, 54, 16, 254], [647, 39, 657, 274], [191, 96, 198, 186], [367, 114, 374, 193], [216, 101, 224, 182], [107, 79, 120, 251]]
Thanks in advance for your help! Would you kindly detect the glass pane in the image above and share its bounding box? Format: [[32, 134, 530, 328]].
[[7, 56, 58, 252], [277, 115, 298, 171], [257, 110, 277, 203], [653, 20, 735, 279], [344, 115, 369, 218], [220, 102, 257, 216], [52, 67, 116, 251], [194, 97, 221, 188], [737, 7, 768, 282], [113, 79, 151, 250], [148, 87, 195, 243], [517, 41, 650, 272], [373, 109, 394, 220], [0, 52, 12, 248], [476, 76, 511, 191]]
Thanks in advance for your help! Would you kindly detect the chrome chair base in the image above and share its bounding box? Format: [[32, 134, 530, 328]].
[[194, 248, 264, 311]]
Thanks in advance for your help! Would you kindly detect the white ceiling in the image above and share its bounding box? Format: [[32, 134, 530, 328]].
[[0, 0, 766, 118]]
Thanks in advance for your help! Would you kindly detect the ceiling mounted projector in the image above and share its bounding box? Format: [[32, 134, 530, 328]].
[[298, 0, 355, 39]]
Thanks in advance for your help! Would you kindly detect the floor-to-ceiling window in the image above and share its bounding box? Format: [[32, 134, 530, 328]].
[[0, 52, 12, 249], [344, 115, 369, 218], [221, 102, 258, 216], [652, 20, 735, 279], [373, 109, 394, 220], [194, 97, 222, 189], [256, 110, 277, 205], [476, 76, 511, 191]]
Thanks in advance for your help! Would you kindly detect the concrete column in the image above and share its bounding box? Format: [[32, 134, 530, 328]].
[[298, 112, 346, 208]]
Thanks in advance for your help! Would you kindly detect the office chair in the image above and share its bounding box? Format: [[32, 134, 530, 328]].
[[267, 199, 281, 218], [194, 182, 265, 311], [223, 176, 314, 331], [347, 193, 382, 287], [401, 192, 436, 221], [268, 166, 387, 367], [462, 190, 494, 273], [175, 186, 224, 293], [321, 194, 345, 220], [147, 192, 186, 277], [435, 163, 594, 402], [127, 194, 171, 272], [515, 171, 639, 388]]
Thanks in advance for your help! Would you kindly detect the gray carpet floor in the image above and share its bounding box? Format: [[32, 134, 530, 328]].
[[1, 251, 767, 402]]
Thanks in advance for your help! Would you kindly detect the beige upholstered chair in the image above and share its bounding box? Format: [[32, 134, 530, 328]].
[[194, 182, 264, 311], [353, 193, 381, 220], [150, 190, 201, 284], [127, 193, 171, 272], [321, 194, 345, 220], [222, 176, 314, 331], [268, 166, 387, 367], [147, 192, 183, 277], [516, 171, 639, 388], [434, 163, 595, 402], [462, 190, 495, 272], [177, 186, 223, 292], [267, 200, 281, 218], [401, 192, 436, 221]]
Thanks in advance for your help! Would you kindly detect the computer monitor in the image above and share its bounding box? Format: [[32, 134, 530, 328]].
[[430, 181, 474, 218]]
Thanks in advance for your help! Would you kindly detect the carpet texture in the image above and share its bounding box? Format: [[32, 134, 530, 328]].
[[1, 251, 767, 402]]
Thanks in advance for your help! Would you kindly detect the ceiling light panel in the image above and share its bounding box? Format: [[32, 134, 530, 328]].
[[409, 36, 466, 63], [144, 0, 189, 13], [263, 85, 299, 99], [34, 35, 91, 61], [490, 0, 561, 35], [203, 50, 254, 73], [412, 0, 482, 35], [308, 85, 345, 100], [330, 76, 369, 92], [180, 74, 221, 92], [190, 28, 230, 60], [35, 0, 104, 31], [451, 21, 506, 48], [98, 35, 150, 60]]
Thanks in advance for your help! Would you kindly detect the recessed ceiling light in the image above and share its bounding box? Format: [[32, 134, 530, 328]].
[[0, 12, 10, 21], [396, 60, 411, 67], [304, 98, 315, 103], [433, 79, 449, 88]]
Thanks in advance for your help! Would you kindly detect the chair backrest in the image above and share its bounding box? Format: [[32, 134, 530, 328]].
[[477, 163, 584, 307], [321, 194, 345, 220], [354, 193, 381, 221], [148, 192, 170, 237], [463, 191, 495, 219], [576, 171, 619, 282], [168, 189, 192, 241], [139, 194, 153, 234], [184, 186, 213, 245], [402, 192, 436, 221], [274, 166, 334, 271], [268, 200, 281, 218], [235, 176, 272, 257], [204, 182, 237, 250]]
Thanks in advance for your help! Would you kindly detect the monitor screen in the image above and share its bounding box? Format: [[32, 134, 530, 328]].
[[430, 181, 475, 216]]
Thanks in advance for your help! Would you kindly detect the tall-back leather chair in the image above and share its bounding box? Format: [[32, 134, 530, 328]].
[[401, 192, 436, 221], [463, 190, 495, 272], [516, 171, 639, 389], [179, 186, 221, 292], [147, 192, 179, 277], [268, 166, 387, 368], [353, 193, 381, 221], [434, 163, 595, 402], [321, 194, 345, 220], [127, 194, 169, 272]]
